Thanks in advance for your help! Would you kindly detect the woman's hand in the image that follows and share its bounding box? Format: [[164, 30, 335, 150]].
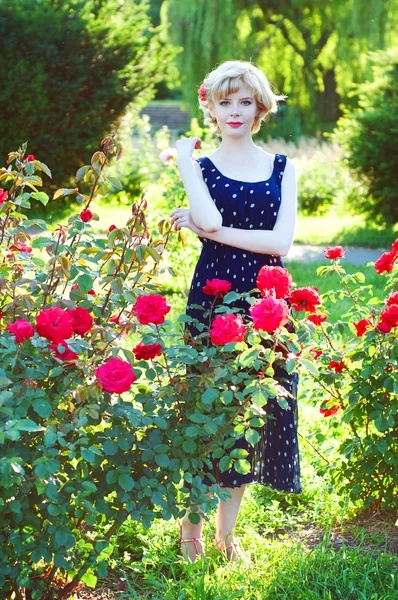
[[176, 137, 202, 163], [170, 208, 206, 236]]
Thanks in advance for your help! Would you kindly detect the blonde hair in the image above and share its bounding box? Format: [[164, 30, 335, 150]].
[[198, 60, 286, 135]]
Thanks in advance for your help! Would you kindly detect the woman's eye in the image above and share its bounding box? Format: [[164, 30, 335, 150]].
[[220, 101, 252, 106]]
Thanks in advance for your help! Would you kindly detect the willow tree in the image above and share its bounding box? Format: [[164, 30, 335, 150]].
[[164, 0, 398, 132], [162, 0, 242, 114]]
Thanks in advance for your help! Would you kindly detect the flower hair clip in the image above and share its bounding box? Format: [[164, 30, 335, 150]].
[[198, 83, 206, 102]]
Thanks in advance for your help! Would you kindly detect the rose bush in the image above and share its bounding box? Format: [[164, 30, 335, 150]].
[[292, 244, 398, 511], [0, 138, 301, 598]]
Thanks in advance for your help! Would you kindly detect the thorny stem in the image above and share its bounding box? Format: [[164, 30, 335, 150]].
[[297, 432, 331, 464], [42, 229, 63, 307], [333, 264, 359, 306]]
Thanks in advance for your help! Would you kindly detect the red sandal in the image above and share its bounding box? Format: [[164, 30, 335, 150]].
[[214, 538, 243, 561], [179, 523, 203, 562]]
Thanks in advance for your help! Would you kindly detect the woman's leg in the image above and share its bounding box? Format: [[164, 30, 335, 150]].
[[215, 485, 246, 560], [179, 506, 206, 563]]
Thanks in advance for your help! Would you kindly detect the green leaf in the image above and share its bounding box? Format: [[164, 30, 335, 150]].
[[230, 448, 248, 459], [221, 390, 233, 405], [81, 572, 97, 589], [107, 176, 123, 191], [76, 273, 93, 292], [31, 236, 53, 248], [299, 358, 319, 376], [245, 429, 260, 446], [252, 387, 268, 408], [0, 376, 12, 390], [31, 191, 49, 206], [32, 398, 52, 419], [219, 456, 233, 472], [189, 413, 207, 424], [118, 474, 135, 491], [81, 448, 95, 462], [13, 419, 45, 432], [376, 439, 388, 454], [182, 439, 197, 453], [234, 459, 251, 475], [188, 512, 201, 525], [201, 388, 219, 404], [155, 454, 170, 467]]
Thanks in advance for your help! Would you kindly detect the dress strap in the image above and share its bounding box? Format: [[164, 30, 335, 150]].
[[274, 154, 287, 183]]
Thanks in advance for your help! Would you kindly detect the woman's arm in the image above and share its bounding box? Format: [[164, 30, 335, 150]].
[[176, 138, 223, 233], [171, 158, 297, 257]]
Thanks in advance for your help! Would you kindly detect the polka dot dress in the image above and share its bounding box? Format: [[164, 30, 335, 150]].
[[185, 154, 302, 494]]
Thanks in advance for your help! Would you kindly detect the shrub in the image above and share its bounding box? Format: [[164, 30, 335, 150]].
[[333, 47, 398, 226], [0, 0, 174, 199], [295, 244, 398, 510], [296, 152, 347, 216], [0, 138, 300, 597]]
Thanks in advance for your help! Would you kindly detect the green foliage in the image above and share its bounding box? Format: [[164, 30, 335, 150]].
[[296, 256, 398, 511], [296, 153, 348, 216], [165, 0, 398, 135], [0, 0, 174, 198], [333, 48, 398, 226]]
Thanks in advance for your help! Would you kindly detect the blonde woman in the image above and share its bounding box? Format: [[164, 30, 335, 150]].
[[170, 60, 301, 562]]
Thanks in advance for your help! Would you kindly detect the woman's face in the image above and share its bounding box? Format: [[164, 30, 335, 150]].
[[210, 82, 258, 137]]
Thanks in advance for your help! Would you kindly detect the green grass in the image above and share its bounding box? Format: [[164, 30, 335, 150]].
[[106, 473, 397, 600], [46, 180, 398, 251], [294, 211, 397, 249]]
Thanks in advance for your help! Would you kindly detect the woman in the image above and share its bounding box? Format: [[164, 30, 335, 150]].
[[170, 60, 301, 562]]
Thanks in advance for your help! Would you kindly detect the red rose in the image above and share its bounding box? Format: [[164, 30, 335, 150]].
[[320, 402, 341, 417], [133, 294, 171, 325], [209, 313, 247, 345], [80, 208, 93, 222], [376, 304, 398, 333], [26, 155, 35, 162], [329, 360, 345, 373], [391, 238, 398, 254], [374, 250, 396, 274], [250, 297, 290, 332], [108, 224, 117, 232], [386, 291, 398, 307], [7, 319, 34, 343], [10, 241, 32, 254], [198, 83, 206, 102], [66, 306, 93, 336], [202, 278, 232, 298], [50, 341, 78, 362], [133, 341, 163, 360], [353, 318, 371, 337], [309, 348, 323, 359], [256, 265, 292, 299], [87, 289, 96, 296], [0, 189, 8, 204], [96, 357, 136, 394], [306, 313, 327, 326], [36, 307, 74, 343], [289, 287, 322, 312], [324, 246, 347, 260]]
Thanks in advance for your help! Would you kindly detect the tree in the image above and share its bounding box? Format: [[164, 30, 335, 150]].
[[0, 0, 175, 191], [164, 0, 398, 134], [333, 48, 398, 226]]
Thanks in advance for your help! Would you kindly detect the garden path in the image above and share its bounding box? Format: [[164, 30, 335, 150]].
[[286, 243, 386, 265]]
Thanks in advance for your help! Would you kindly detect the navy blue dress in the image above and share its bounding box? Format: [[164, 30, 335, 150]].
[[185, 154, 302, 494]]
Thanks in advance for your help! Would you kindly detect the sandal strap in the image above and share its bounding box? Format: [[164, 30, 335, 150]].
[[179, 537, 202, 545]]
